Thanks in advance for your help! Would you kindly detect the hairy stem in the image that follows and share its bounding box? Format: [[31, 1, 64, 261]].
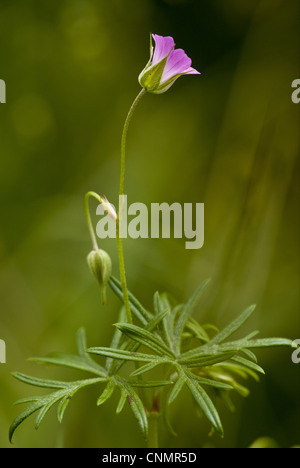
[[117, 89, 146, 324]]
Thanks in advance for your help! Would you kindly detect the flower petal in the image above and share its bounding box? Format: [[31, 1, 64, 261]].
[[161, 48, 192, 83], [152, 34, 175, 66], [182, 67, 201, 75]]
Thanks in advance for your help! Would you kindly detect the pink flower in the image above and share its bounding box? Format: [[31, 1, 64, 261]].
[[139, 34, 200, 94]]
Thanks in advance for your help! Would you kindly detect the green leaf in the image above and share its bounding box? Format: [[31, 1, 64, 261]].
[[244, 331, 260, 340], [243, 337, 294, 348], [207, 305, 256, 346], [88, 347, 164, 363], [109, 309, 169, 376], [181, 334, 292, 363], [230, 356, 265, 375], [128, 380, 172, 388], [28, 328, 107, 377], [76, 327, 89, 357], [114, 323, 175, 358], [9, 400, 45, 442], [9, 377, 103, 442], [116, 389, 127, 414], [174, 280, 210, 353], [201, 337, 294, 355], [35, 393, 63, 429], [146, 307, 169, 332], [187, 372, 233, 390], [29, 354, 107, 378], [240, 349, 257, 362], [153, 292, 174, 351], [130, 361, 164, 377], [12, 372, 69, 390], [183, 370, 224, 436], [178, 352, 236, 367], [97, 380, 116, 406], [14, 396, 42, 405], [168, 377, 185, 404], [185, 319, 210, 343], [216, 362, 259, 381], [115, 378, 148, 436], [57, 396, 71, 423]]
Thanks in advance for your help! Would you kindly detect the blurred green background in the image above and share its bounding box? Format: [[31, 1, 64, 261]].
[[0, 0, 299, 448]]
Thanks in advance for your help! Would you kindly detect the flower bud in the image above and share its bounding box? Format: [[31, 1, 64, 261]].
[[87, 249, 112, 304], [101, 195, 117, 221]]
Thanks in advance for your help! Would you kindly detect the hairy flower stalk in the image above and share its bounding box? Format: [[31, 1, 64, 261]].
[[117, 89, 146, 324]]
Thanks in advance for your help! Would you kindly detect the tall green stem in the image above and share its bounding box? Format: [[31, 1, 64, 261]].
[[117, 89, 146, 324]]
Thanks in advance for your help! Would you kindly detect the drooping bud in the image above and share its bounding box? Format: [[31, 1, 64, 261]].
[[101, 195, 117, 221], [87, 249, 112, 304]]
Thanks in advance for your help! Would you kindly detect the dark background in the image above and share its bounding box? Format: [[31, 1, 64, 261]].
[[0, 0, 299, 448]]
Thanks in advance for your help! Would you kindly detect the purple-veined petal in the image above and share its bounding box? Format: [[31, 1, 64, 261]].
[[161, 48, 193, 83], [182, 67, 201, 75], [152, 34, 175, 65]]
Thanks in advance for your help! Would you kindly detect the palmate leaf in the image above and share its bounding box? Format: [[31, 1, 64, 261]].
[[10, 400, 46, 442], [108, 305, 169, 376], [10, 311, 176, 441], [114, 377, 148, 436], [11, 372, 70, 389], [29, 328, 108, 378], [184, 318, 210, 343], [153, 292, 174, 352], [167, 366, 224, 436], [168, 376, 185, 404], [211, 361, 260, 382], [185, 377, 223, 436], [129, 290, 291, 436], [173, 279, 211, 354], [130, 361, 164, 377], [88, 347, 166, 363], [96, 375, 172, 425], [9, 376, 105, 442], [114, 322, 176, 358], [208, 305, 256, 346], [230, 356, 265, 375], [128, 380, 173, 388], [165, 367, 233, 436], [178, 352, 236, 367], [10, 275, 294, 443], [116, 388, 127, 414], [28, 354, 107, 378], [93, 282, 293, 439], [180, 305, 257, 360], [179, 303, 294, 361], [97, 380, 116, 406], [188, 373, 233, 390]]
